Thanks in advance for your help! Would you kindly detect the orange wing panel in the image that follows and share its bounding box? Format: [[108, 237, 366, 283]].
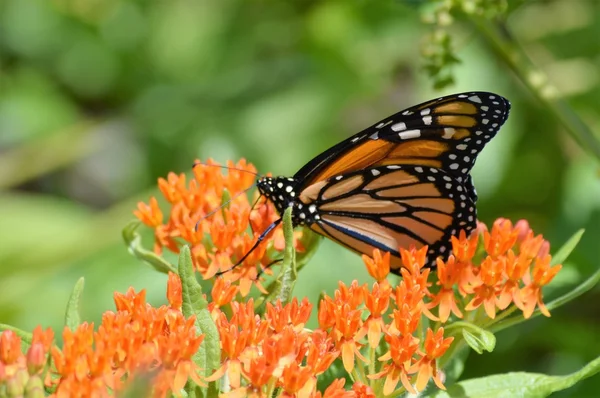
[[312, 139, 394, 182]]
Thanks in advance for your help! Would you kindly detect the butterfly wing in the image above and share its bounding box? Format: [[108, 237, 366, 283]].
[[292, 92, 509, 269], [294, 92, 510, 187], [299, 164, 474, 269]]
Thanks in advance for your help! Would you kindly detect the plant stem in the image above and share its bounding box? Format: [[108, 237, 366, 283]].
[[468, 16, 600, 161]]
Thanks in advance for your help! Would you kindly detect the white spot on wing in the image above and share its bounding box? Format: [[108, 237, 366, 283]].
[[422, 115, 432, 125], [420, 108, 431, 116], [371, 169, 381, 176], [442, 128, 456, 139], [468, 95, 482, 103], [391, 122, 407, 131], [398, 130, 421, 140]]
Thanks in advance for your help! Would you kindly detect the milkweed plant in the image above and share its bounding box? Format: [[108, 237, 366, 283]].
[[1, 159, 599, 398]]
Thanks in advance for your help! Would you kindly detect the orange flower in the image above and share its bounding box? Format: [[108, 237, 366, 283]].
[[265, 298, 313, 333], [279, 362, 315, 398], [362, 249, 390, 282], [429, 256, 463, 322], [135, 197, 163, 228], [305, 330, 338, 377], [314, 379, 354, 398], [362, 282, 391, 348], [370, 333, 420, 395], [518, 254, 562, 318], [167, 272, 183, 310], [352, 382, 376, 397], [410, 328, 453, 391], [211, 277, 239, 310], [465, 256, 505, 319], [483, 218, 518, 258]]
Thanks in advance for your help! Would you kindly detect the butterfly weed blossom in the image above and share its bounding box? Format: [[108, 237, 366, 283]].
[[0, 275, 204, 397], [135, 159, 305, 296]]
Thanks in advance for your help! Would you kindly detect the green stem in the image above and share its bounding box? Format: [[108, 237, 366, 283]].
[[369, 345, 376, 379], [265, 376, 278, 398], [468, 16, 600, 161], [480, 303, 519, 329], [386, 386, 407, 398]]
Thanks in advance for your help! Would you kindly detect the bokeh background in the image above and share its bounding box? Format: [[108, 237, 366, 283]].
[[1, 0, 599, 395]]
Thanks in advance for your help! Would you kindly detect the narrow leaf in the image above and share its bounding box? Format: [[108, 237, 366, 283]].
[[64, 277, 84, 330], [178, 246, 221, 393], [264, 207, 298, 305], [122, 220, 177, 274], [551, 229, 585, 266], [429, 355, 600, 398]]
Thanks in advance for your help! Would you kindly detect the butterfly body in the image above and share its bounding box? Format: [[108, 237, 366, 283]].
[[256, 92, 510, 272]]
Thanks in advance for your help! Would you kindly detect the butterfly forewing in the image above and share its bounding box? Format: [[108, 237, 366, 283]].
[[295, 92, 510, 185]]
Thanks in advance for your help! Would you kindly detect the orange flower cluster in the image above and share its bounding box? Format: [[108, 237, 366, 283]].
[[0, 326, 53, 397], [318, 250, 453, 395], [363, 218, 561, 323], [205, 246, 453, 397], [135, 159, 303, 296], [49, 286, 204, 397], [1, 281, 204, 397]]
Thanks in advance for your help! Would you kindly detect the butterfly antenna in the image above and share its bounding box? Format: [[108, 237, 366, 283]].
[[194, 184, 257, 232], [215, 218, 282, 276]]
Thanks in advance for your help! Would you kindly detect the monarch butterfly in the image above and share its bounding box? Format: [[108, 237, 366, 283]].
[[242, 92, 510, 274]]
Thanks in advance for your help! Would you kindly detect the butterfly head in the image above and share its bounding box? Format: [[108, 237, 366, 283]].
[[257, 175, 301, 216]]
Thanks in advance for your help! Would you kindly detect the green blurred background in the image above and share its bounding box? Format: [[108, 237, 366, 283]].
[[1, 0, 599, 395]]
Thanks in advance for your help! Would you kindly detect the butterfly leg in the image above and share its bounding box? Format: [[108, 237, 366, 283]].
[[215, 217, 282, 276]]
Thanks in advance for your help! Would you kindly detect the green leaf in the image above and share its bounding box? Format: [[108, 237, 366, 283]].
[[64, 277, 84, 330], [122, 220, 177, 274], [178, 246, 221, 393], [551, 229, 584, 266], [444, 321, 495, 355], [263, 206, 298, 305], [442, 345, 470, 386], [428, 355, 600, 398], [462, 327, 496, 355]]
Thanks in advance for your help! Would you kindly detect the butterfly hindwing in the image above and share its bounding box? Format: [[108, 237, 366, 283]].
[[301, 164, 476, 268]]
